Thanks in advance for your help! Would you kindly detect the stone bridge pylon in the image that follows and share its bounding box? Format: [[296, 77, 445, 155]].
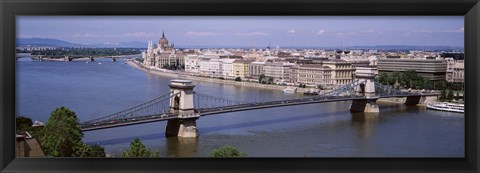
[[165, 80, 199, 138], [350, 66, 380, 113]]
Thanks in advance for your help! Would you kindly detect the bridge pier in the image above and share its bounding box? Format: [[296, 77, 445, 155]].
[[350, 98, 379, 113], [405, 95, 427, 106], [166, 80, 199, 138], [165, 118, 199, 138]]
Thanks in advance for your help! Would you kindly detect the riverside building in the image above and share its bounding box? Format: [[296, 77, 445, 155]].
[[290, 64, 333, 86], [377, 57, 447, 81], [143, 31, 185, 69]]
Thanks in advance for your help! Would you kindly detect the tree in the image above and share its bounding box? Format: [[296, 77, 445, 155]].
[[259, 74, 266, 84], [16, 116, 33, 132], [209, 145, 247, 157], [162, 63, 170, 69], [235, 77, 242, 81], [440, 89, 447, 100], [122, 138, 159, 157], [447, 89, 454, 101], [74, 143, 106, 157], [38, 107, 84, 157]]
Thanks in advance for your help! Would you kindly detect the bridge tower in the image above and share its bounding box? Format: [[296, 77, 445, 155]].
[[350, 66, 379, 113], [165, 80, 199, 138]]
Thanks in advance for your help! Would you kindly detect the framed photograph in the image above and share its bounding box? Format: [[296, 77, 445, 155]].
[[1, 0, 479, 172]]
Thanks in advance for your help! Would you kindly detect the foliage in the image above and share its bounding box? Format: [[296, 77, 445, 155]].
[[16, 116, 33, 132], [447, 89, 454, 100], [163, 63, 171, 69], [377, 70, 460, 91], [440, 89, 447, 100], [259, 74, 266, 84], [258, 74, 273, 84], [209, 145, 247, 157], [122, 138, 159, 157], [234, 77, 242, 81], [298, 83, 306, 88], [135, 57, 144, 63], [73, 143, 106, 157], [37, 106, 106, 157], [38, 107, 84, 157]]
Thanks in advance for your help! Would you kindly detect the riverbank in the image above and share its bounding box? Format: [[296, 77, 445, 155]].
[[126, 60, 301, 92]]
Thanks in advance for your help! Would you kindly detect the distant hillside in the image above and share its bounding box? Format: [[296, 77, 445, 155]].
[[16, 38, 87, 47]]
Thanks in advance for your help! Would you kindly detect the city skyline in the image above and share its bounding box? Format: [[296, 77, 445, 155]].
[[17, 16, 464, 47]]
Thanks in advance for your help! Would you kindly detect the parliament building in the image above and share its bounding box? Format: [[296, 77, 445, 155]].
[[143, 31, 185, 69]]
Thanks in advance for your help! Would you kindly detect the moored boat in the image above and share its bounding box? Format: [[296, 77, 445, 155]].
[[426, 102, 464, 113]]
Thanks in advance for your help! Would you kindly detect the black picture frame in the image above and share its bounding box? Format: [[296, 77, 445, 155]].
[[1, 0, 479, 172]]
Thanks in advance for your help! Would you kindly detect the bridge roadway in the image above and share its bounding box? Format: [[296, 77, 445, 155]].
[[80, 92, 435, 131]]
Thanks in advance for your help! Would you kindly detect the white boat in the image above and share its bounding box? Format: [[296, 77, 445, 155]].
[[427, 102, 464, 113], [282, 87, 297, 94]]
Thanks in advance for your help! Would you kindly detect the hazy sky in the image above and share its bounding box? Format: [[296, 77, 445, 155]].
[[17, 16, 464, 47]]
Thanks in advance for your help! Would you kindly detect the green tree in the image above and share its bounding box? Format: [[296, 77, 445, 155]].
[[447, 89, 454, 101], [74, 143, 106, 157], [162, 63, 170, 69], [209, 145, 247, 157], [259, 74, 266, 84], [440, 89, 447, 100], [235, 77, 242, 81], [38, 107, 84, 157], [122, 138, 159, 157], [16, 116, 33, 132]]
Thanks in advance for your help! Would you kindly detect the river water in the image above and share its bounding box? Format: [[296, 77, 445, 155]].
[[16, 56, 464, 157]]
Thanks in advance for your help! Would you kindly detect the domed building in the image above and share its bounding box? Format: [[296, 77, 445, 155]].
[[142, 31, 184, 69], [159, 32, 169, 48]]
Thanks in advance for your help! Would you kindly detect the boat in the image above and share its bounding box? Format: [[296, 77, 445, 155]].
[[426, 102, 464, 113], [282, 87, 297, 94]]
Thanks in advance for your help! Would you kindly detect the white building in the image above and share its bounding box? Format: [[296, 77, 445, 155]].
[[221, 59, 236, 79], [208, 59, 222, 78], [184, 54, 200, 74], [198, 58, 211, 76]]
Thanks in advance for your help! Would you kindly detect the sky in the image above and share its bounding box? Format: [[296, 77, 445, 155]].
[[17, 16, 464, 47]]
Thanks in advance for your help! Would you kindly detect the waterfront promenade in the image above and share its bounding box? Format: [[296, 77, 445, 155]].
[[126, 59, 296, 92]]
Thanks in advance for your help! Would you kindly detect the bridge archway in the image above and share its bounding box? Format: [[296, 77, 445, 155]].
[[173, 96, 180, 110]]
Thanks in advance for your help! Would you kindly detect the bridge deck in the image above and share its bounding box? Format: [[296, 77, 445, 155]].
[[81, 93, 435, 131]]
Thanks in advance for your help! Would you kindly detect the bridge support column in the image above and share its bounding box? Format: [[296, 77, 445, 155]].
[[405, 95, 426, 106], [165, 118, 198, 138], [350, 98, 379, 113], [166, 80, 199, 138]]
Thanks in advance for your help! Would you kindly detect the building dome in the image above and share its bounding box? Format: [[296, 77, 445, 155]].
[[159, 31, 169, 46]]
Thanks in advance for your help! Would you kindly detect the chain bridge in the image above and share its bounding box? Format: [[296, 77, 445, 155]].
[[80, 70, 439, 137]]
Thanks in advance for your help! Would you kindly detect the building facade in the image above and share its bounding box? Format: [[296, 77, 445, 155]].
[[377, 58, 447, 81], [248, 61, 266, 79], [143, 31, 184, 69], [233, 60, 253, 78], [446, 58, 464, 83], [322, 60, 355, 85], [263, 62, 296, 83], [221, 59, 236, 79], [290, 64, 332, 86]]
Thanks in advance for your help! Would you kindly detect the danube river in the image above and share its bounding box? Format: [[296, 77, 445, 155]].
[[16, 56, 464, 157]]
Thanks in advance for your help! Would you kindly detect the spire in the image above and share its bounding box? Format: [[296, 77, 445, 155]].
[[162, 30, 165, 38]]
